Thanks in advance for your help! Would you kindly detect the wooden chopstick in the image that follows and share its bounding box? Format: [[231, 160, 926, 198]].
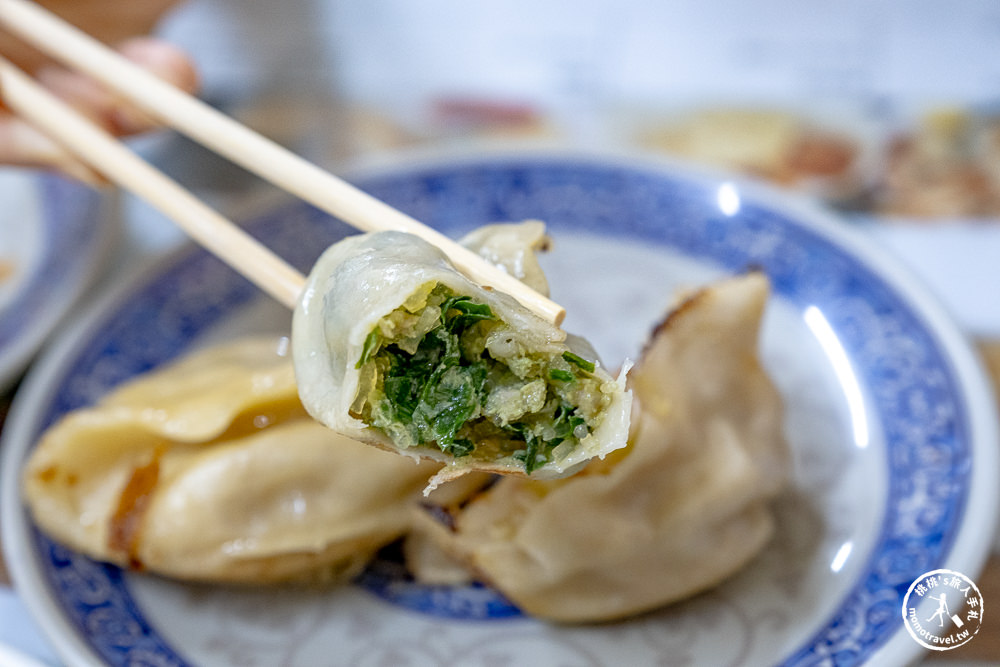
[[0, 0, 566, 326], [0, 55, 306, 309]]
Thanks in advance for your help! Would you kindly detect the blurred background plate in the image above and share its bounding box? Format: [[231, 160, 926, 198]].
[[0, 172, 112, 392], [2, 151, 997, 666]]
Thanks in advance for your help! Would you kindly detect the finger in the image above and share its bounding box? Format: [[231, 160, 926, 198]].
[[33, 64, 110, 123], [0, 113, 104, 184], [34, 36, 199, 136], [108, 36, 200, 134], [0, 35, 197, 183], [0, 0, 186, 75]]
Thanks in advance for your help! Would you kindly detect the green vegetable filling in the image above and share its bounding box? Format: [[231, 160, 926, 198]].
[[562, 350, 596, 373], [354, 285, 605, 473]]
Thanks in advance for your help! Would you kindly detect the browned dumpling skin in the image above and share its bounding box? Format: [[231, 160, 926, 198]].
[[415, 273, 789, 622], [23, 338, 441, 583]]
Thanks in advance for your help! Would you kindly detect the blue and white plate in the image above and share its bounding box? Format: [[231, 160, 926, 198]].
[[0, 171, 110, 391], [2, 152, 997, 666]]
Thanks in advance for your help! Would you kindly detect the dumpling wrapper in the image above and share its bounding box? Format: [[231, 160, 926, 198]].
[[292, 228, 631, 490], [22, 221, 561, 583], [412, 272, 789, 622], [457, 220, 551, 297], [23, 338, 441, 583]]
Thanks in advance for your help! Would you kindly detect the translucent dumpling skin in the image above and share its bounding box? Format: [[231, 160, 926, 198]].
[[292, 228, 631, 489], [412, 273, 790, 622]]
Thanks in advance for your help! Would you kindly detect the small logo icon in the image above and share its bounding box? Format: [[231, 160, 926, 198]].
[[902, 569, 984, 651]]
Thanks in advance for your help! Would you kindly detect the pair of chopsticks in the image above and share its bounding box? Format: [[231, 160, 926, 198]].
[[0, 0, 564, 325]]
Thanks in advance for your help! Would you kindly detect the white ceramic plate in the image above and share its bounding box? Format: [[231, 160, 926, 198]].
[[2, 152, 997, 666], [0, 171, 111, 391]]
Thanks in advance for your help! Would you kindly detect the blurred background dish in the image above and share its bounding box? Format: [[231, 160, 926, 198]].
[[0, 171, 111, 393], [2, 152, 995, 666], [153, 0, 996, 224]]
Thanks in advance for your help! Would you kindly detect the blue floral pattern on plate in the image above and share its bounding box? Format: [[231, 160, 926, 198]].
[[10, 156, 994, 665]]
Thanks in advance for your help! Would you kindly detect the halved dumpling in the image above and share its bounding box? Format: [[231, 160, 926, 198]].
[[292, 227, 631, 489]]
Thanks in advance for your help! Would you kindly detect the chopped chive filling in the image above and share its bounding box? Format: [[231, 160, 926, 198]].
[[562, 351, 596, 373], [355, 284, 608, 473], [356, 330, 381, 369], [548, 369, 575, 383]]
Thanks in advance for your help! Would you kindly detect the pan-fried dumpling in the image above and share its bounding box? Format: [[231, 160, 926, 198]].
[[23, 338, 441, 583], [412, 272, 789, 622], [292, 227, 631, 489]]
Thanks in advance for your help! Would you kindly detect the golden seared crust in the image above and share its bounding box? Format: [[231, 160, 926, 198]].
[[419, 273, 789, 623], [24, 338, 441, 584]]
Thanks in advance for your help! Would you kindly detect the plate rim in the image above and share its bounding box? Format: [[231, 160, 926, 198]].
[[0, 172, 116, 393], [1, 233, 202, 667], [2, 147, 997, 666], [350, 147, 1000, 664]]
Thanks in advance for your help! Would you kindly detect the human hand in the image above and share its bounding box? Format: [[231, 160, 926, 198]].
[[0, 1, 197, 181]]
